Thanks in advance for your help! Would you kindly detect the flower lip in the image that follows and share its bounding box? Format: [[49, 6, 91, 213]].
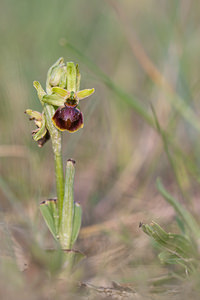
[[52, 106, 83, 132]]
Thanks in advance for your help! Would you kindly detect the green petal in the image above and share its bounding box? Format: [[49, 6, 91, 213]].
[[52, 87, 69, 99], [67, 62, 76, 92], [42, 94, 65, 106], [76, 88, 95, 100]]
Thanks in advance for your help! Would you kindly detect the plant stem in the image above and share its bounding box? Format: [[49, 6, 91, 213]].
[[43, 103, 64, 226], [59, 159, 75, 249], [54, 153, 64, 219]]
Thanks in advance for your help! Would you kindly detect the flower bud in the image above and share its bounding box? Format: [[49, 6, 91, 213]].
[[49, 65, 66, 87]]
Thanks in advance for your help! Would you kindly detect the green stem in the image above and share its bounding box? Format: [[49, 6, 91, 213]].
[[59, 160, 75, 249], [33, 81, 65, 224], [43, 103, 64, 225], [54, 153, 64, 220]]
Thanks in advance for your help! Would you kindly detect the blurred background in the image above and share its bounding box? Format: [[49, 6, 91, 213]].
[[1, 0, 200, 299]]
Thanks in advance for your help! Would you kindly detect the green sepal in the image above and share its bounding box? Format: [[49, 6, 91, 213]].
[[76, 64, 81, 91], [77, 88, 95, 100], [67, 62, 76, 92], [59, 67, 67, 89], [71, 202, 82, 246], [52, 87, 69, 99], [42, 94, 65, 106], [40, 199, 59, 240], [33, 118, 47, 141], [33, 81, 46, 103]]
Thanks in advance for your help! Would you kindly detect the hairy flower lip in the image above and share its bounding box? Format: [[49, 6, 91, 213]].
[[52, 106, 83, 132]]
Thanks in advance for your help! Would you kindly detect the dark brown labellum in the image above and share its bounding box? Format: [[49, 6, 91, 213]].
[[52, 106, 83, 132]]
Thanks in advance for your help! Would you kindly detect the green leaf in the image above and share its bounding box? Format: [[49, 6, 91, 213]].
[[156, 178, 200, 240], [176, 216, 185, 234], [40, 199, 58, 240], [52, 87, 69, 98], [143, 222, 196, 256], [141, 221, 198, 272], [158, 251, 187, 266], [71, 202, 82, 246], [42, 94, 65, 106], [77, 88, 95, 100], [31, 246, 64, 274], [158, 250, 196, 274]]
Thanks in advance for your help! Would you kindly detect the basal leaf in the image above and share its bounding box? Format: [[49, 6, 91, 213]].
[[71, 202, 82, 246], [40, 199, 58, 240]]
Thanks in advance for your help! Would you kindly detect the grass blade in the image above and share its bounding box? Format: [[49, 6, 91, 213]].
[[156, 179, 200, 240]]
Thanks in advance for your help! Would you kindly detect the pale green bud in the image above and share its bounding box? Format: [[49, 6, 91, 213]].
[[49, 65, 66, 87]]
